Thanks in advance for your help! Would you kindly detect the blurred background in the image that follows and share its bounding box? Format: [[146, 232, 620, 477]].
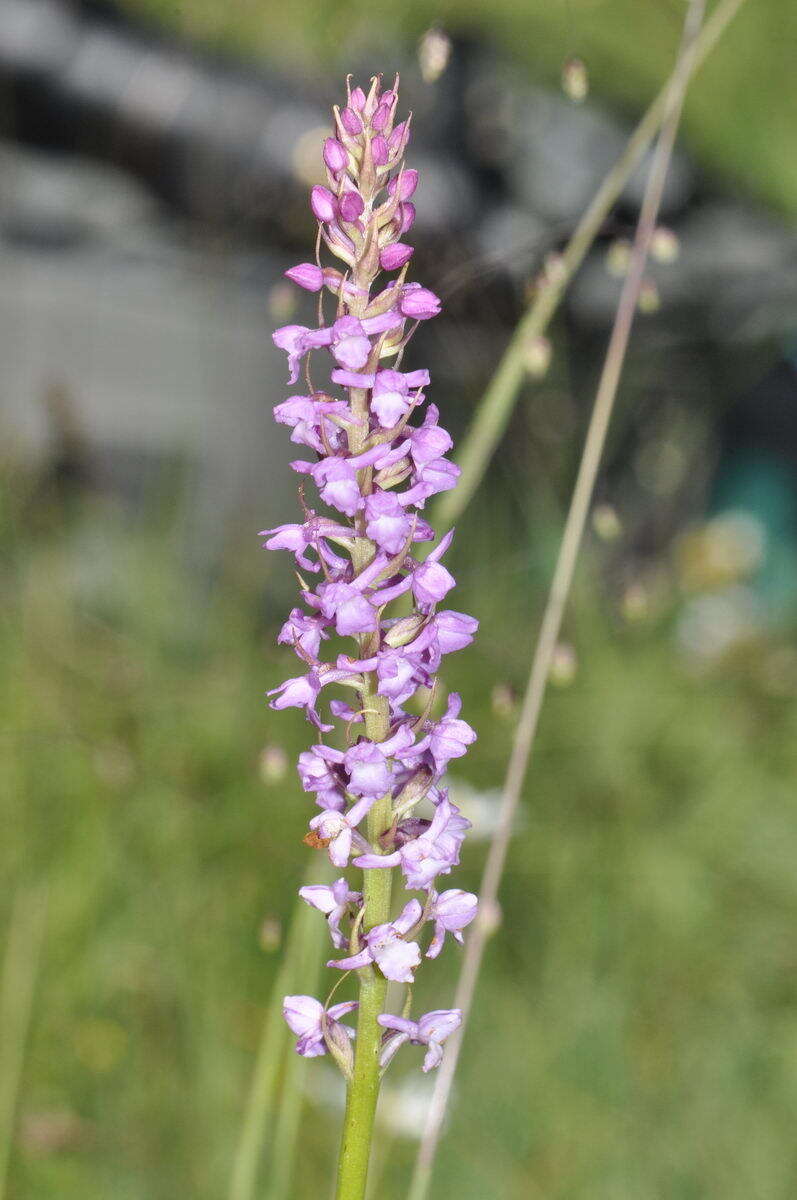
[[1, 1, 797, 1197]]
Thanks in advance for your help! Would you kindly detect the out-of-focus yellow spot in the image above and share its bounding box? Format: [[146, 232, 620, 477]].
[[522, 334, 552, 378], [622, 582, 650, 622], [259, 744, 288, 784], [268, 281, 297, 322], [419, 28, 452, 84], [491, 682, 516, 719], [550, 642, 577, 686], [606, 238, 631, 278], [292, 126, 329, 187], [592, 503, 622, 541], [259, 915, 282, 952], [651, 226, 680, 263], [562, 56, 589, 103], [676, 513, 766, 592], [638, 279, 660, 313]]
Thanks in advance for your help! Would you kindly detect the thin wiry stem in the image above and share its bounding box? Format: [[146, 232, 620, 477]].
[[408, 2, 709, 1196], [0, 884, 48, 1200], [433, 0, 749, 529]]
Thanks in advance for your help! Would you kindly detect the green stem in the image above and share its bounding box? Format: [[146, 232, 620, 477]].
[[334, 683, 393, 1200]]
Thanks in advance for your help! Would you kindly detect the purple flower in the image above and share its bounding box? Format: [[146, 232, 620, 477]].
[[308, 796, 375, 867], [427, 693, 478, 773], [284, 994, 358, 1058], [299, 878, 362, 949], [371, 369, 424, 428], [277, 608, 329, 659], [411, 531, 456, 609], [297, 747, 345, 808], [355, 796, 471, 888], [378, 1008, 461, 1071], [272, 324, 310, 384], [426, 889, 478, 958], [364, 490, 412, 553], [431, 610, 479, 654], [273, 394, 348, 454], [330, 316, 371, 370], [317, 582, 378, 636], [328, 900, 423, 982]]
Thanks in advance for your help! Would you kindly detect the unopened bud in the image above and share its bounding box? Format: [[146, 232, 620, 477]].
[[384, 614, 427, 647], [323, 1014, 355, 1081]]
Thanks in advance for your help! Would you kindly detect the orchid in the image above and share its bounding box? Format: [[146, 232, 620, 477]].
[[264, 75, 478, 1200]]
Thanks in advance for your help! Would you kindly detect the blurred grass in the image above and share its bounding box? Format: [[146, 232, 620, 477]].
[[2, 465, 797, 1198], [126, 0, 797, 216]]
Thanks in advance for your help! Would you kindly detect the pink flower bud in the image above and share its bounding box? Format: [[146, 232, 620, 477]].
[[388, 170, 419, 201], [285, 263, 324, 291], [380, 243, 414, 271], [310, 186, 337, 223], [350, 86, 366, 110], [397, 202, 416, 235], [372, 136, 389, 166], [389, 121, 408, 152], [339, 192, 365, 222], [323, 137, 348, 173], [400, 285, 441, 320], [340, 107, 362, 135], [372, 103, 390, 131]]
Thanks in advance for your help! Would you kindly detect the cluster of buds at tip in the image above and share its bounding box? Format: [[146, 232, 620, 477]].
[[264, 75, 478, 1078]]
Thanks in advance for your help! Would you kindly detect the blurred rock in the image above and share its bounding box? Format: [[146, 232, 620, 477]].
[[467, 66, 694, 223], [0, 140, 297, 562]]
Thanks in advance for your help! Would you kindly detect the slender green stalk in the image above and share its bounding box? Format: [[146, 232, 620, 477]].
[[0, 884, 48, 1200], [408, 2, 710, 1196], [433, 0, 749, 529], [334, 684, 393, 1200]]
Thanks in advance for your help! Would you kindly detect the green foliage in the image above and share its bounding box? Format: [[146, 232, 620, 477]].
[[2, 471, 797, 1198]]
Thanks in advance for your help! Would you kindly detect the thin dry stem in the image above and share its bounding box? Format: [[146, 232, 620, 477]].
[[408, 3, 709, 1196]]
